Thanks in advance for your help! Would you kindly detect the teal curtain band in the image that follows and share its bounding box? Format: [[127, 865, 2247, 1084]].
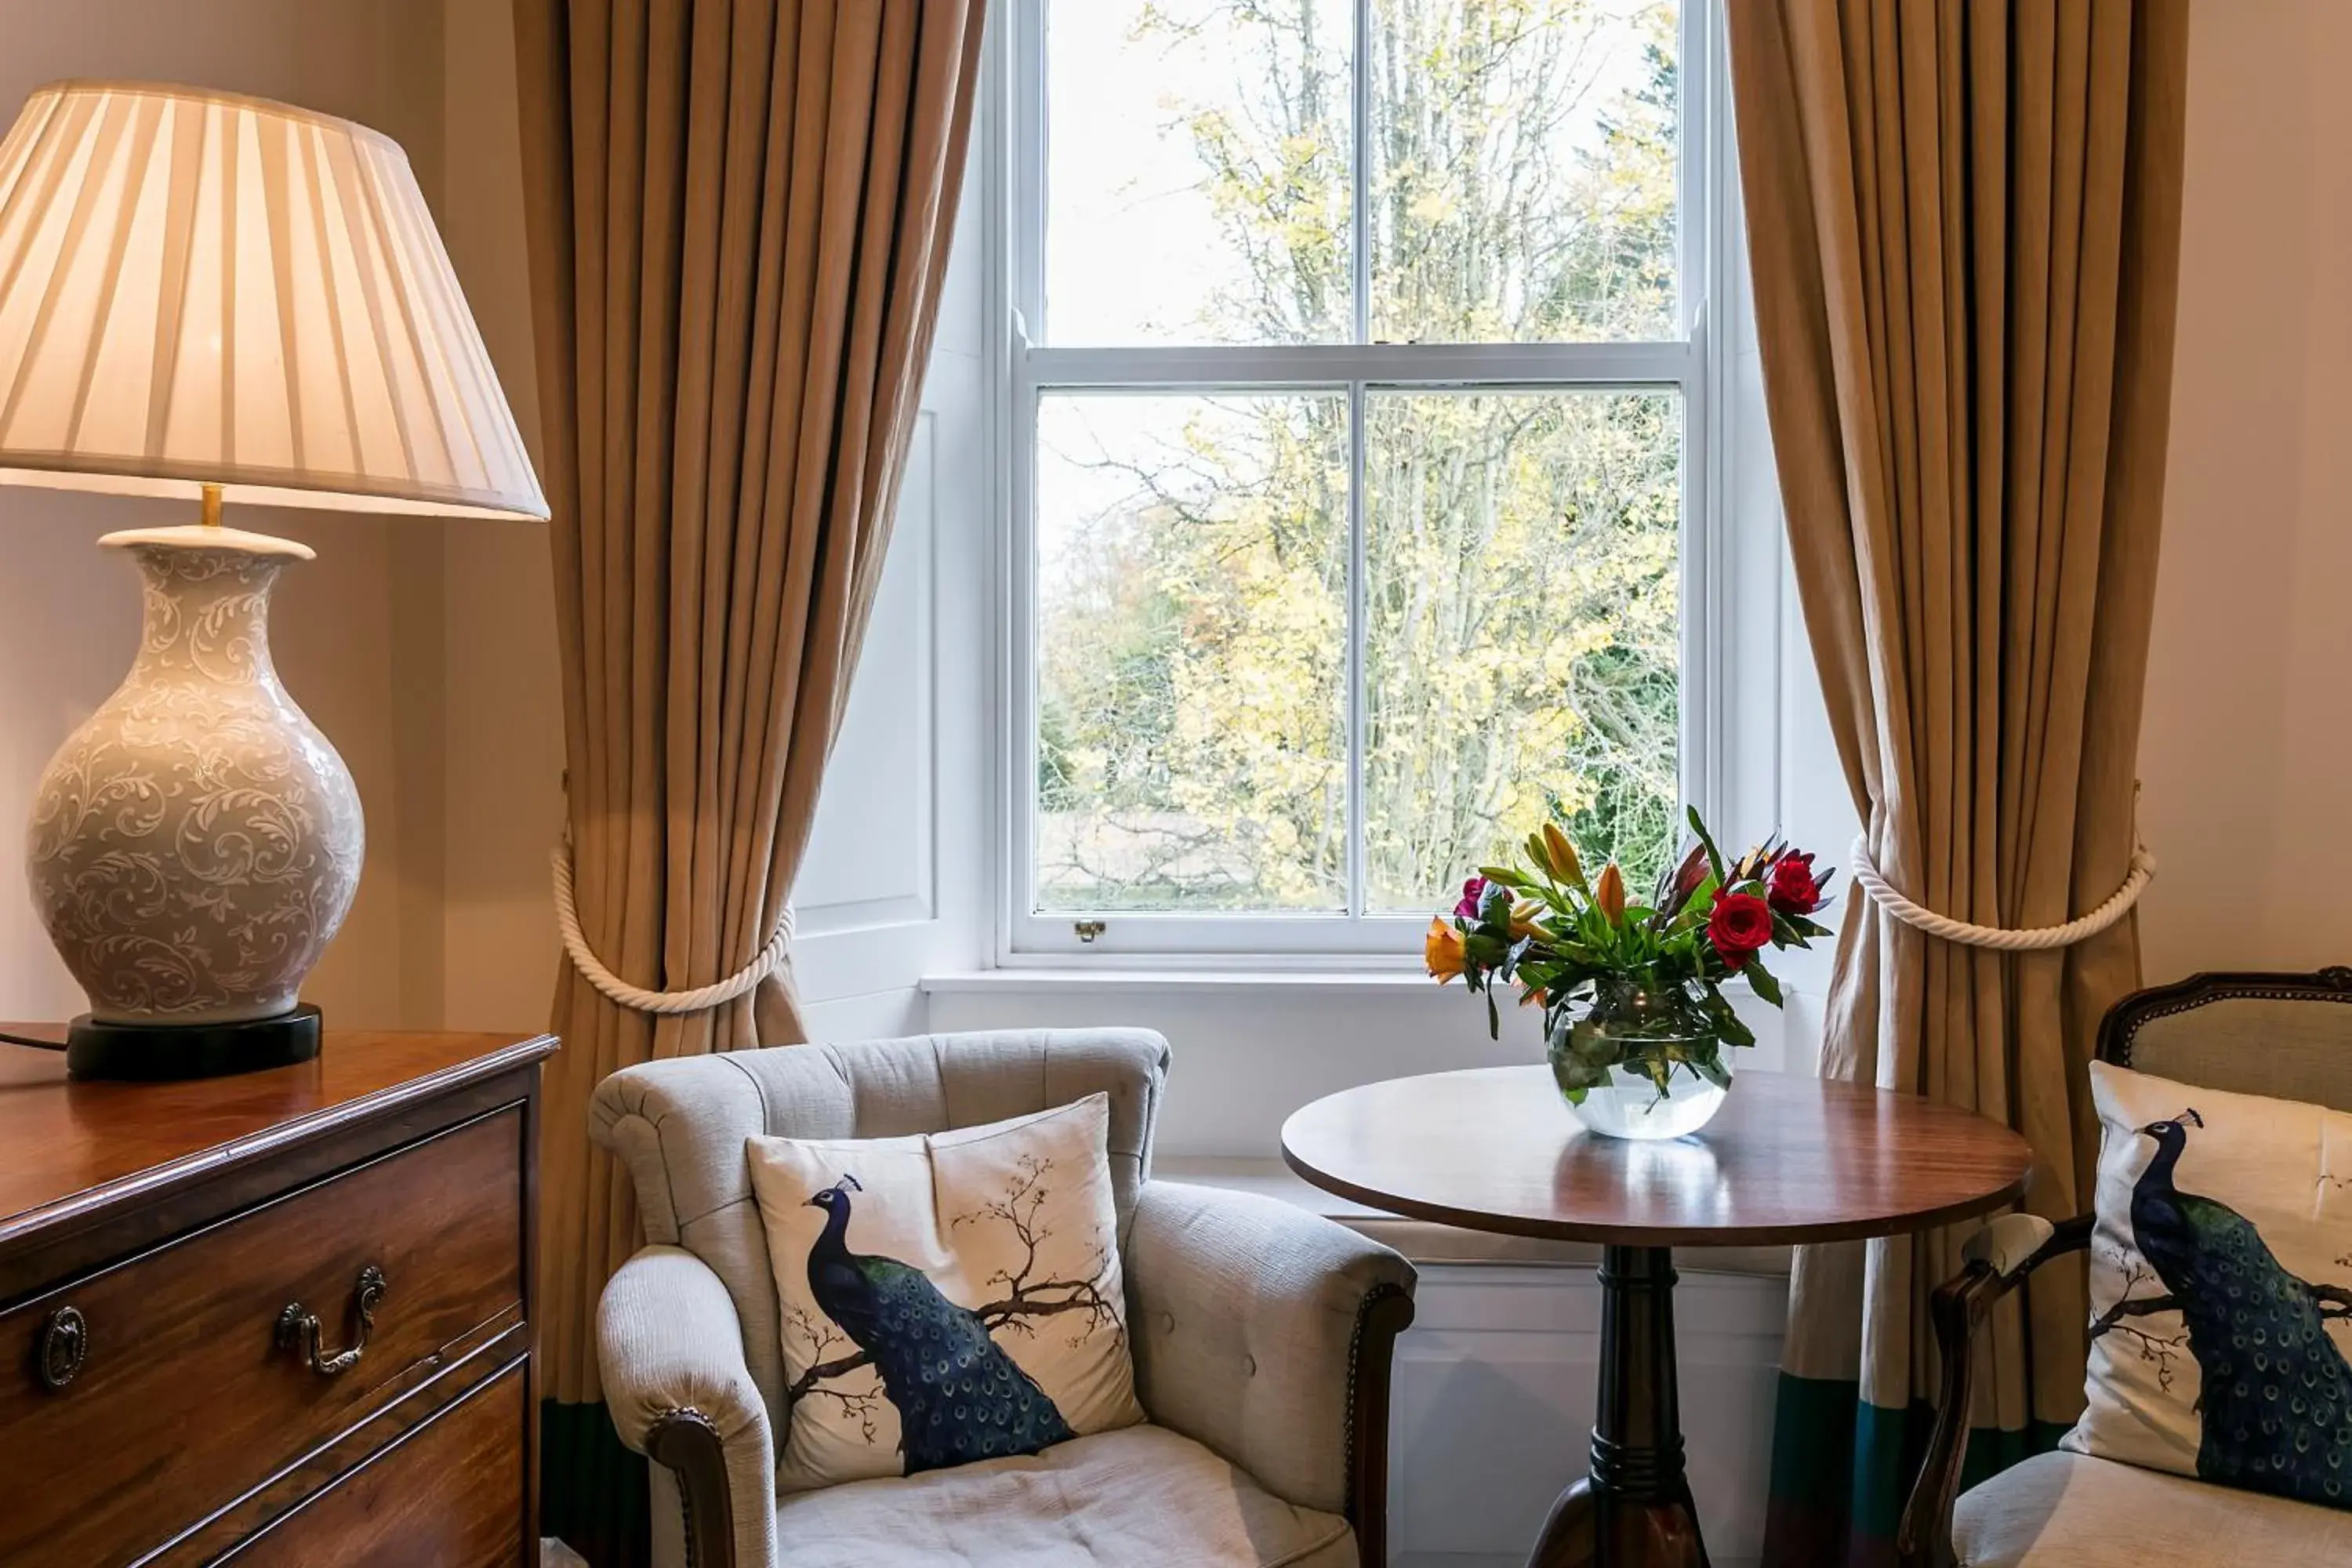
[[1762, 1372, 2067, 1567]]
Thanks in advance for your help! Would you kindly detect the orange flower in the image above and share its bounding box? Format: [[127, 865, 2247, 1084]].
[[1594, 862, 1626, 923], [1424, 917, 1468, 982], [1519, 985, 1548, 1008]]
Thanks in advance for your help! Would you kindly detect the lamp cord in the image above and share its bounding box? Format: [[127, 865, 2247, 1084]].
[[0, 1031, 66, 1052]]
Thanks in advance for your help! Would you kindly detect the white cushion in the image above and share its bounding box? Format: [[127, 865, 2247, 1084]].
[[2065, 1063, 2352, 1508], [1955, 1450, 2352, 1566], [748, 1094, 1145, 1490], [771, 1423, 1357, 1567]]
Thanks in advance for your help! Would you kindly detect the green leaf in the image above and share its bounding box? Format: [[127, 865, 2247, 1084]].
[[1697, 985, 1757, 1049], [1687, 804, 1727, 884], [1769, 912, 1831, 949], [1744, 960, 1784, 1007]]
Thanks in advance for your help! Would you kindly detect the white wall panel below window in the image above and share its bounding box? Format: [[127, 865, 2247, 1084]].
[[1391, 1263, 1786, 1568], [924, 971, 1808, 1156]]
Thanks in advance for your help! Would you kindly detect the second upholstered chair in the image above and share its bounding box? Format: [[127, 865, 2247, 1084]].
[[588, 1028, 1417, 1568], [1900, 971, 2352, 1567]]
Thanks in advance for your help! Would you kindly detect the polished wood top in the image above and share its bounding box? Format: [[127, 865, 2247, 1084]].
[[1281, 1066, 2034, 1247], [0, 1027, 557, 1247]]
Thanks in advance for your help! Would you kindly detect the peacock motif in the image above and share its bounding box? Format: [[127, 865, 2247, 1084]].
[[802, 1174, 1076, 1474], [2096, 1109, 2352, 1507]]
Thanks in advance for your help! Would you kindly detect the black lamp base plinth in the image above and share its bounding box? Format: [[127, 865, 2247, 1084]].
[[66, 1004, 322, 1081]]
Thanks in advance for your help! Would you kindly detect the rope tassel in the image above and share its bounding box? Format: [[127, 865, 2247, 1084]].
[[550, 844, 794, 1014], [1846, 834, 2154, 952]]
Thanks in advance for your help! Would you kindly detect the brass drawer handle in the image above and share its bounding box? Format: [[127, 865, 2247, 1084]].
[[276, 1265, 388, 1377], [38, 1305, 88, 1391]]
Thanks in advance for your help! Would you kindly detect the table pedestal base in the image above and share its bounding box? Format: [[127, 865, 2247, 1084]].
[[1526, 1246, 1711, 1568]]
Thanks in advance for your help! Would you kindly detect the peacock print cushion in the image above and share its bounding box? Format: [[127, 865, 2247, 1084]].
[[746, 1093, 1145, 1491], [2064, 1061, 2352, 1508]]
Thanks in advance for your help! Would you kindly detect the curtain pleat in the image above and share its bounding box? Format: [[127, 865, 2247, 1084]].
[[1726, 2, 2189, 1563], [514, 1, 985, 1556]]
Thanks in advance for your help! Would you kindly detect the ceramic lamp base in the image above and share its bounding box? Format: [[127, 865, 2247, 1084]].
[[28, 521, 363, 1036], [66, 1004, 323, 1081]]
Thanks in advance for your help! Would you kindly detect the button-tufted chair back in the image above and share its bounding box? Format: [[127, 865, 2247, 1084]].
[[2100, 969, 2352, 1114], [589, 1029, 1170, 1439]]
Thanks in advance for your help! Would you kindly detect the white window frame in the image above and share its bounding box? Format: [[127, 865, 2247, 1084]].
[[989, 0, 1758, 966]]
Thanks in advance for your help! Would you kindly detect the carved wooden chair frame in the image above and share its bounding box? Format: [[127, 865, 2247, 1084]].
[[1895, 966, 2352, 1568]]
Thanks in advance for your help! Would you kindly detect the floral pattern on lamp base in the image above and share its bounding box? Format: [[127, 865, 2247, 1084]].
[[27, 525, 362, 1025]]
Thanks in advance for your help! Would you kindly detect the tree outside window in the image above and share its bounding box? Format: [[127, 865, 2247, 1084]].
[[1027, 0, 1688, 927]]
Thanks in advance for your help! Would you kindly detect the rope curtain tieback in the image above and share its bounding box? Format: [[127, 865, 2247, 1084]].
[[1846, 834, 2155, 952], [550, 844, 795, 1015]]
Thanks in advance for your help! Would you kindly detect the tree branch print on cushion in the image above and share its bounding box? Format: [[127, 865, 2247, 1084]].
[[2089, 1249, 2189, 1396], [952, 1152, 1125, 1355], [779, 1299, 887, 1444]]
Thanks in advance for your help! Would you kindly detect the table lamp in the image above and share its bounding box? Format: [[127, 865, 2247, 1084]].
[[0, 82, 545, 1079]]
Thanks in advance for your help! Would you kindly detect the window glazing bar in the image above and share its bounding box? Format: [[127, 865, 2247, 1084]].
[[1021, 340, 1697, 390]]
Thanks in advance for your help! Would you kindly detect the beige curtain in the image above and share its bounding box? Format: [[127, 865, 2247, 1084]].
[[514, 0, 985, 1416], [1727, 2, 2188, 1560]]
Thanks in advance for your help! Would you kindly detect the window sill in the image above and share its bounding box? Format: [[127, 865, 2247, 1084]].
[[919, 966, 1439, 999], [920, 964, 1804, 1002], [921, 964, 1817, 1075]]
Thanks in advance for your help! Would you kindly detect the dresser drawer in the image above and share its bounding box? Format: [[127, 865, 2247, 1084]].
[[0, 1105, 524, 1566], [223, 1358, 528, 1567]]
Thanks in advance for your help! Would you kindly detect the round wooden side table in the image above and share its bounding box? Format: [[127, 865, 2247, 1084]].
[[1281, 1066, 2034, 1568]]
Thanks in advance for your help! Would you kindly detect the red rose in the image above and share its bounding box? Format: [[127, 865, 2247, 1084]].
[[1768, 851, 1825, 915], [1708, 891, 1774, 969]]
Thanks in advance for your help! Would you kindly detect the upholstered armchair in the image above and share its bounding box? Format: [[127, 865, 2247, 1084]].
[[588, 1028, 1417, 1568], [1899, 970, 2352, 1566]]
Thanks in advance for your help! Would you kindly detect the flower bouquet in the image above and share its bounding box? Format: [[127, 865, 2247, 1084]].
[[1425, 807, 1833, 1138]]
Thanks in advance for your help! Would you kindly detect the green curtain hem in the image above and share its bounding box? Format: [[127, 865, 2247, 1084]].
[[1763, 1371, 2069, 1568], [542, 1399, 651, 1566]]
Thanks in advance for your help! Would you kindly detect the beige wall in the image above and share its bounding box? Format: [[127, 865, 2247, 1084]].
[[434, 0, 566, 1033], [0, 0, 451, 1026], [2138, 0, 2352, 980]]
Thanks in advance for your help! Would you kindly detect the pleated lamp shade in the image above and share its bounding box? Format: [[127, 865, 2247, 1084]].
[[0, 81, 544, 521]]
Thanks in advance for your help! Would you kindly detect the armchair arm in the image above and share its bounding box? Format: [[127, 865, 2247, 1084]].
[[1895, 1213, 2093, 1568], [1126, 1181, 1416, 1557], [598, 1246, 779, 1568]]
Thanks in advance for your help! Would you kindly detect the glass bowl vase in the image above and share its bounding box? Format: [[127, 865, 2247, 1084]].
[[1548, 983, 1731, 1140]]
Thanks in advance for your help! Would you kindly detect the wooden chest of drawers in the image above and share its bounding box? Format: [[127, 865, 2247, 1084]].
[[0, 1029, 557, 1566]]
